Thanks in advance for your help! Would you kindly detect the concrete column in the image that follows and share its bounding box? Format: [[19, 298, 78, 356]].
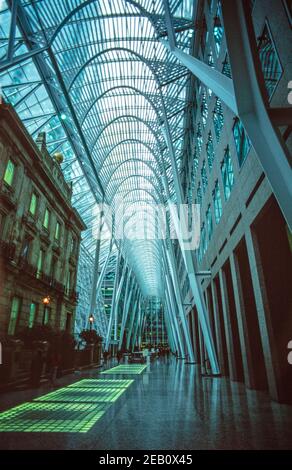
[[245, 227, 280, 400], [229, 251, 254, 388], [210, 279, 226, 375], [198, 323, 206, 374], [218, 268, 240, 381]]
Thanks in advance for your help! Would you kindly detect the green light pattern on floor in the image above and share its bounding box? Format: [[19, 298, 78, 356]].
[[68, 379, 134, 388], [101, 364, 148, 374], [35, 386, 127, 403], [0, 402, 107, 433]]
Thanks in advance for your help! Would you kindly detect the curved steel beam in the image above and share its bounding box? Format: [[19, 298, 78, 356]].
[[81, 85, 162, 125], [68, 47, 160, 92]]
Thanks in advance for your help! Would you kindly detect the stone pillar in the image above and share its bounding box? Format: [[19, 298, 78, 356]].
[[229, 251, 254, 388], [219, 268, 241, 381], [210, 279, 226, 375], [245, 227, 280, 401]]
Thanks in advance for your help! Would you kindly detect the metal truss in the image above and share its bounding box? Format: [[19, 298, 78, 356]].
[[0, 0, 223, 360]]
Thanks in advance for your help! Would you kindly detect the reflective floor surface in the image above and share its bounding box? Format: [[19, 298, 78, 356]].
[[0, 358, 292, 449]]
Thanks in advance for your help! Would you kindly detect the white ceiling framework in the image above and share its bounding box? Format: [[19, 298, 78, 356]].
[[0, 0, 195, 299]]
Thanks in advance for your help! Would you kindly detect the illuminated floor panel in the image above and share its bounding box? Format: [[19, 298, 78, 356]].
[[0, 402, 107, 433], [101, 365, 148, 375], [68, 379, 134, 388], [35, 386, 127, 403]]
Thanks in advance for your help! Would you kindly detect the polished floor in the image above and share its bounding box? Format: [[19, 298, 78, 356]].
[[0, 357, 292, 449]]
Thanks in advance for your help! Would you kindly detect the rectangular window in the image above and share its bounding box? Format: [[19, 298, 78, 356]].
[[50, 256, 57, 279], [43, 208, 50, 230], [208, 47, 215, 68], [29, 192, 38, 216], [37, 249, 44, 279], [193, 147, 199, 180], [233, 118, 251, 166], [206, 205, 213, 241], [196, 183, 202, 205], [213, 181, 222, 224], [66, 270, 72, 294], [8, 297, 21, 335], [28, 302, 37, 328], [213, 98, 224, 142], [20, 236, 30, 261], [201, 223, 208, 255], [222, 53, 232, 78], [196, 122, 203, 154], [201, 161, 208, 193], [213, 4, 224, 55], [55, 221, 60, 241], [201, 91, 208, 128], [258, 23, 282, 99], [206, 132, 215, 170], [3, 159, 15, 186], [43, 307, 51, 326], [221, 148, 235, 200], [71, 237, 76, 255]]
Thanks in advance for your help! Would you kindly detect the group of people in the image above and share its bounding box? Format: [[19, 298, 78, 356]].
[[102, 344, 171, 366]]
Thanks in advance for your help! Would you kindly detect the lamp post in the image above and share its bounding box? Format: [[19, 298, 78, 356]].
[[89, 314, 94, 331], [42, 296, 51, 325]]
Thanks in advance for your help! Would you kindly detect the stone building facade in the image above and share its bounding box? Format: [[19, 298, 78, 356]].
[[0, 103, 86, 337], [178, 0, 292, 403]]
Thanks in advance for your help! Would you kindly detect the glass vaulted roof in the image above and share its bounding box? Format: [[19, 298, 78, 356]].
[[0, 0, 194, 302]]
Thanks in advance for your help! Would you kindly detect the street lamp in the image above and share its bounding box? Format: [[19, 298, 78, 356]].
[[89, 314, 94, 331], [43, 296, 51, 306], [42, 296, 51, 325]]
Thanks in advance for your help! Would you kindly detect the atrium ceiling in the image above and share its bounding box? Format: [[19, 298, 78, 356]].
[[0, 0, 195, 300]]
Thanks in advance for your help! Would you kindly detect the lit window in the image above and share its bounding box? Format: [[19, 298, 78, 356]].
[[21, 237, 30, 261], [201, 161, 208, 193], [43, 307, 51, 325], [202, 224, 208, 254], [201, 91, 208, 128], [8, 297, 21, 335], [213, 181, 222, 224], [37, 249, 44, 278], [71, 237, 76, 255], [213, 98, 224, 142], [196, 123, 203, 153], [233, 118, 251, 166], [29, 302, 37, 328], [208, 47, 215, 68], [196, 183, 202, 204], [258, 23, 282, 99], [43, 208, 50, 230], [206, 132, 215, 170], [3, 159, 15, 186], [213, 4, 224, 55], [222, 53, 232, 78], [55, 221, 61, 241], [193, 147, 199, 179], [198, 225, 206, 263], [29, 192, 38, 216], [206, 205, 213, 241], [221, 148, 234, 200]]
